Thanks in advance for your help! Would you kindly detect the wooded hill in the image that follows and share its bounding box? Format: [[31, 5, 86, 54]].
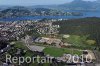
[[53, 17, 100, 44]]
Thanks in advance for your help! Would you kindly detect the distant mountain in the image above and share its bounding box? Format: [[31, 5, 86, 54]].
[[97, 0, 100, 3], [0, 6, 33, 18], [0, 0, 100, 11], [27, 0, 100, 11], [60, 0, 91, 10], [1, 0, 100, 18], [58, 0, 100, 11], [0, 5, 12, 11]]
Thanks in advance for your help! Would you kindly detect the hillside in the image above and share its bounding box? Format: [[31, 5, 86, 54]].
[[0, 6, 32, 18], [0, 7, 56, 18], [53, 17, 100, 42], [0, 6, 83, 18]]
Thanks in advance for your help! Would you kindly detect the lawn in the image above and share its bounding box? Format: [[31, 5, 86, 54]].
[[14, 41, 29, 50], [43, 47, 82, 57]]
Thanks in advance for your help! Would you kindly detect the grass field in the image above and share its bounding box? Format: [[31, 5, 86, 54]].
[[43, 47, 82, 57], [14, 41, 33, 57]]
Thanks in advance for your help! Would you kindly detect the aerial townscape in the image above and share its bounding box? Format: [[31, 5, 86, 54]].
[[0, 0, 100, 66]]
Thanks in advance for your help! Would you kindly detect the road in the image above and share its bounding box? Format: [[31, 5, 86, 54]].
[[22, 37, 45, 52], [28, 45, 45, 52]]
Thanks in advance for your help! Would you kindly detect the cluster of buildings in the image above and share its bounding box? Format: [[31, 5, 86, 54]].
[[36, 22, 60, 35], [0, 19, 60, 40], [0, 20, 34, 41], [33, 37, 72, 48]]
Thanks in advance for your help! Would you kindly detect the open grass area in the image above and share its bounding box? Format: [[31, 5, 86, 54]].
[[14, 41, 33, 57], [43, 47, 82, 57], [14, 41, 29, 50], [62, 35, 96, 50]]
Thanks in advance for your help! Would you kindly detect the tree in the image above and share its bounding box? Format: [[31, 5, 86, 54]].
[[0, 40, 8, 49]]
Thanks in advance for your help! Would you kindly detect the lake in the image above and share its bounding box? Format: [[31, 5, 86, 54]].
[[0, 11, 100, 21]]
